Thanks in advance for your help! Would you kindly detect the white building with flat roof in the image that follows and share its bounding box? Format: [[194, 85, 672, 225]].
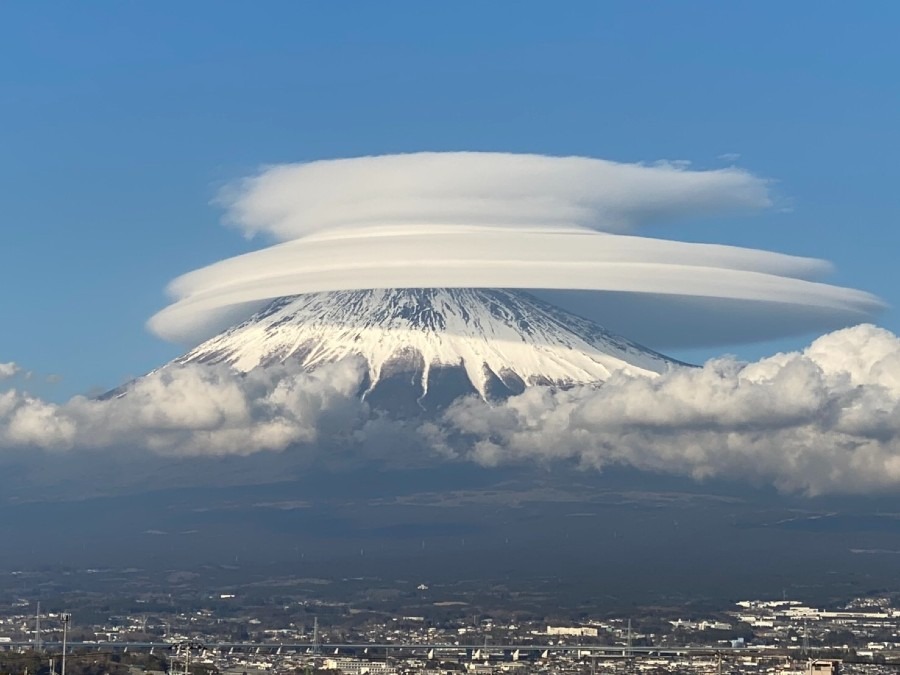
[[546, 625, 598, 637]]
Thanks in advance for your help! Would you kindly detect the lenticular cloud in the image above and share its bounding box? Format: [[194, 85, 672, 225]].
[[149, 152, 883, 347], [216, 152, 772, 238]]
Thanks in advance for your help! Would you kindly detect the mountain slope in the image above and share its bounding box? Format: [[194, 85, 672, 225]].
[[176, 288, 679, 407]]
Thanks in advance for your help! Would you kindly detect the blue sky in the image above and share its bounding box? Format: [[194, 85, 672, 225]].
[[2, 1, 898, 399]]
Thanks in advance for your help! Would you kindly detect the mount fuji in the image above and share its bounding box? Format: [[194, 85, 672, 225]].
[[174, 288, 680, 411]]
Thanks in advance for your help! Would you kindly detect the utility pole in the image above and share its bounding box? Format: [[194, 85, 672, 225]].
[[60, 613, 71, 675], [35, 602, 41, 653]]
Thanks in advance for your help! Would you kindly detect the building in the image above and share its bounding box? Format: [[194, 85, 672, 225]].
[[546, 626, 598, 637]]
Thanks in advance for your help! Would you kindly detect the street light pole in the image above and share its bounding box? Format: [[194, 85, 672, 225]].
[[60, 613, 71, 675]]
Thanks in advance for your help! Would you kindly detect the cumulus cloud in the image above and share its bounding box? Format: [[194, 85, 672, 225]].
[[0, 362, 24, 380], [3, 325, 900, 495], [0, 360, 367, 457], [149, 152, 883, 347], [432, 324, 900, 496]]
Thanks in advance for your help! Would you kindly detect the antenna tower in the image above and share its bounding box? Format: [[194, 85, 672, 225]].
[[313, 617, 319, 654]]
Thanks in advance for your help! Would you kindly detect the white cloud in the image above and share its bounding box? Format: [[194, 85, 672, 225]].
[[0, 362, 23, 380], [3, 325, 900, 495], [217, 152, 770, 240], [718, 152, 742, 162], [148, 153, 882, 347], [0, 359, 367, 457], [433, 324, 900, 496], [149, 227, 881, 347]]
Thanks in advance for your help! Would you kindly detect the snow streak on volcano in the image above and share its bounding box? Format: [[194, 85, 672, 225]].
[[177, 288, 678, 407]]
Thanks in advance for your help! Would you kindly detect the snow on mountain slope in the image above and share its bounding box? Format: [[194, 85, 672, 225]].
[[176, 288, 680, 404]]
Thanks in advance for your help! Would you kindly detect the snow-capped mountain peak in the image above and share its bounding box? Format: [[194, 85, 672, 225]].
[[176, 288, 679, 406]]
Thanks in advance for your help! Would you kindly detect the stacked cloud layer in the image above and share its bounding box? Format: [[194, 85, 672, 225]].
[[149, 152, 883, 348]]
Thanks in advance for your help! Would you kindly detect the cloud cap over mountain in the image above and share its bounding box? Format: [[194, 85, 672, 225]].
[[150, 152, 883, 347]]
